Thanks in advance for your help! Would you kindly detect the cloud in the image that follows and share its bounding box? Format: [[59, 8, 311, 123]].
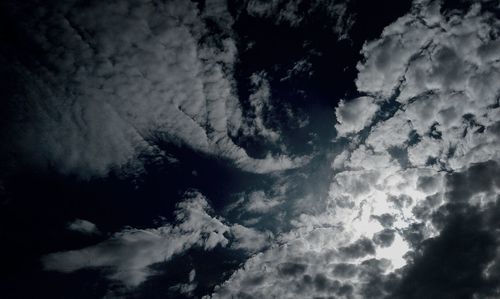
[[66, 219, 100, 235], [245, 190, 282, 213], [10, 0, 499, 297], [0, 0, 307, 179], [245, 0, 354, 39], [206, 1, 500, 297], [393, 182, 500, 299], [42, 191, 271, 287], [339, 237, 376, 259], [169, 269, 198, 297], [230, 224, 272, 253], [335, 96, 379, 137], [43, 192, 230, 287], [372, 229, 396, 248]]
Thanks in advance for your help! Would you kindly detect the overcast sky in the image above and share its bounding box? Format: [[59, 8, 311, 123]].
[[1, 0, 500, 298]]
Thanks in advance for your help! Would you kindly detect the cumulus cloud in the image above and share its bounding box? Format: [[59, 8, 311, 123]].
[[0, 0, 307, 179], [335, 96, 379, 136], [393, 163, 500, 298], [205, 1, 500, 298]]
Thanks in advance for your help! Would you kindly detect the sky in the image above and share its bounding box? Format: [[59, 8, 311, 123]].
[[0, 0, 499, 298]]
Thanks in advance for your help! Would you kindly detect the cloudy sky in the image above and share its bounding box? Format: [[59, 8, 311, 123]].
[[1, 0, 500, 298]]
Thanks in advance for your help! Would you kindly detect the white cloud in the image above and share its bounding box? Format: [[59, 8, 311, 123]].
[[335, 97, 379, 137], [365, 113, 412, 152], [205, 1, 500, 298]]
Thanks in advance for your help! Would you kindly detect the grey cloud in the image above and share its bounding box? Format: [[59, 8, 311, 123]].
[[313, 273, 340, 293], [387, 194, 413, 210], [393, 201, 500, 299], [280, 59, 314, 81], [169, 269, 198, 297], [416, 175, 440, 194], [411, 193, 443, 220], [339, 237, 376, 259], [277, 262, 308, 277], [245, 0, 353, 39], [371, 213, 396, 228], [66, 219, 100, 235], [393, 159, 500, 297], [239, 72, 281, 144], [229, 224, 271, 252], [1, 0, 307, 179], [43, 192, 230, 287], [43, 191, 269, 287], [373, 229, 396, 248], [245, 190, 282, 213], [332, 263, 358, 278], [207, 1, 500, 298], [446, 160, 500, 204], [401, 222, 428, 248]]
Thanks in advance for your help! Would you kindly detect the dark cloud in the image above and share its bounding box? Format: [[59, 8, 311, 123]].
[[358, 260, 395, 299], [411, 193, 442, 220], [339, 237, 376, 259], [373, 229, 396, 248], [371, 213, 396, 228], [392, 158, 500, 298], [388, 194, 413, 210], [277, 262, 308, 277], [416, 175, 440, 193], [332, 263, 358, 278], [446, 160, 500, 204], [393, 202, 500, 299], [402, 222, 428, 248]]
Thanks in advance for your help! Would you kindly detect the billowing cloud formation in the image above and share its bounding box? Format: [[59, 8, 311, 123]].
[[43, 191, 270, 287], [204, 0, 500, 298], [335, 96, 379, 136], [0, 0, 306, 179]]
